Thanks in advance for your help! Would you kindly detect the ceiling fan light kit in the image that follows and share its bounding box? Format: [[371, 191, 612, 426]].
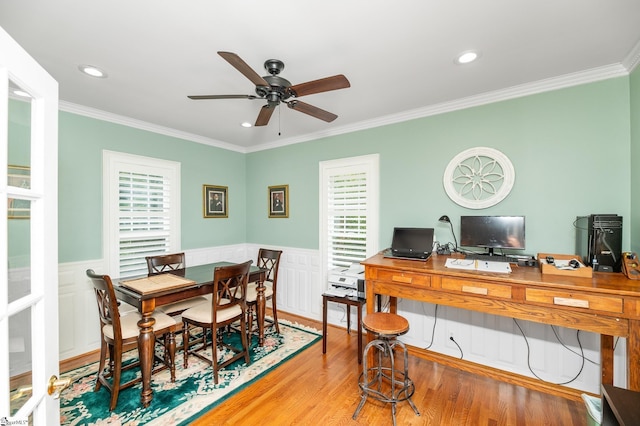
[[188, 51, 350, 127]]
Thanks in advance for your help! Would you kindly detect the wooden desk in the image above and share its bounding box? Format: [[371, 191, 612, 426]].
[[363, 253, 640, 397], [114, 262, 266, 407]]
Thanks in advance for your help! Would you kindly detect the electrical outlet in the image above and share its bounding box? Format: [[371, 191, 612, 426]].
[[449, 332, 454, 340]]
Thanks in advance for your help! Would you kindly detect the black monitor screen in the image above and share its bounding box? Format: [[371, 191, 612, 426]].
[[460, 216, 525, 252]]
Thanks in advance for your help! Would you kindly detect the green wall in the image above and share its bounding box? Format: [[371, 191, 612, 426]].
[[631, 66, 640, 254], [9, 73, 636, 263], [247, 77, 632, 255], [57, 112, 247, 262]]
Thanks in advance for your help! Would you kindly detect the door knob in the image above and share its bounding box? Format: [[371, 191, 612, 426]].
[[48, 375, 71, 399]]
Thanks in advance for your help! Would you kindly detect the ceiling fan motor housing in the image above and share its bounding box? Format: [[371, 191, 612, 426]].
[[256, 74, 293, 102]]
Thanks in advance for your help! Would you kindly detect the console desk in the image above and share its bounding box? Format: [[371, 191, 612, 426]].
[[362, 253, 640, 398]]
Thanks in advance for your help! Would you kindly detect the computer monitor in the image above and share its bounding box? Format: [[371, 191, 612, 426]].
[[460, 216, 525, 256]]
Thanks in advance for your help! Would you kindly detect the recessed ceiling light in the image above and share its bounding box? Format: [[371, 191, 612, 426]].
[[455, 50, 480, 65], [78, 64, 107, 78], [12, 89, 31, 98], [241, 122, 252, 128]]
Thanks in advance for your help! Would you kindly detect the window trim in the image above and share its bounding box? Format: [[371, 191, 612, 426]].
[[319, 154, 379, 288], [103, 150, 181, 276]]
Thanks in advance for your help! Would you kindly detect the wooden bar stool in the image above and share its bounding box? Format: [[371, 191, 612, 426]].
[[352, 312, 420, 426]]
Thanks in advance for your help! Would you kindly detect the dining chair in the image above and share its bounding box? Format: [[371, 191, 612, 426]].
[[86, 269, 178, 411], [146, 253, 208, 317], [246, 248, 283, 334], [181, 260, 253, 384]]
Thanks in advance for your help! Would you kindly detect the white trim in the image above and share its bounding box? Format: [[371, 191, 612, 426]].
[[102, 150, 181, 276], [622, 38, 640, 72], [59, 64, 629, 154], [319, 154, 379, 289], [60, 101, 243, 153]]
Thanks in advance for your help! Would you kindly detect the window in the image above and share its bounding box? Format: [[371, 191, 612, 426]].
[[103, 151, 180, 278], [319, 154, 379, 278]]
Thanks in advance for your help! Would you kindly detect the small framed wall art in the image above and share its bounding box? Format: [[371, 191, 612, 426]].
[[268, 185, 288, 218], [203, 184, 228, 218], [8, 165, 30, 219]]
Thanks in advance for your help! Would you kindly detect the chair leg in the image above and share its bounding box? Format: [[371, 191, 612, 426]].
[[271, 297, 280, 334], [95, 340, 107, 392], [183, 322, 189, 369], [240, 315, 251, 365], [212, 326, 219, 385], [166, 332, 176, 382], [109, 350, 122, 411]]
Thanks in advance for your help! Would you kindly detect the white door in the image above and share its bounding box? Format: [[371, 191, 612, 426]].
[[0, 26, 60, 424]]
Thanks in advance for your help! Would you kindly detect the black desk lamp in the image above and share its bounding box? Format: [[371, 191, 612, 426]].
[[438, 215, 458, 252]]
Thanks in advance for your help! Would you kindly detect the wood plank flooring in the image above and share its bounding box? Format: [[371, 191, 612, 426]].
[[190, 311, 588, 426]]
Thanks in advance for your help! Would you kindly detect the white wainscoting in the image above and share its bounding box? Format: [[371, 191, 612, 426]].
[[58, 244, 626, 394]]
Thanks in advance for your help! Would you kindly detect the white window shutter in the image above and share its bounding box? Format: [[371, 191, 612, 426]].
[[104, 151, 180, 278]]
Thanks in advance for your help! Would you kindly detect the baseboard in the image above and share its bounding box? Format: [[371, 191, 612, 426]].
[[407, 345, 595, 401]]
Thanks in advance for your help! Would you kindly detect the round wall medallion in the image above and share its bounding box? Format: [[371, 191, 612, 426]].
[[443, 147, 515, 209]]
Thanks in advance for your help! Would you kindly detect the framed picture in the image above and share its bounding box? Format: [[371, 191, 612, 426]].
[[8, 165, 30, 219], [203, 185, 228, 218], [268, 185, 289, 218]]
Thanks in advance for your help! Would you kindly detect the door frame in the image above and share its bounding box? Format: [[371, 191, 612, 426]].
[[0, 25, 60, 424]]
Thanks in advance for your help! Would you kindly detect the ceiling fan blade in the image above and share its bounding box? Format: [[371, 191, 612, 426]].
[[188, 94, 259, 100], [287, 100, 338, 122], [288, 74, 350, 98], [218, 51, 270, 87], [255, 104, 276, 126]]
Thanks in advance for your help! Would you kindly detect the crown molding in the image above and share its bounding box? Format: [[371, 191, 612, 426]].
[[60, 63, 630, 154], [58, 101, 247, 153], [622, 38, 640, 72]]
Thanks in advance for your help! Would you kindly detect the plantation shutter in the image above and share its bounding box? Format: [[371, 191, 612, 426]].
[[320, 154, 379, 275], [104, 151, 180, 279], [327, 171, 368, 269], [117, 170, 172, 277]]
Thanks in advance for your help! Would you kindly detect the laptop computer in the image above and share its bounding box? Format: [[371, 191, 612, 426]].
[[383, 227, 434, 261]]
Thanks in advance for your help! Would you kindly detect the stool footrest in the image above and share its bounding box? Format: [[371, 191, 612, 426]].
[[357, 368, 416, 403]]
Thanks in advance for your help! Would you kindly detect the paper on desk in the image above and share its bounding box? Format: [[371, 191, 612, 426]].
[[445, 258, 477, 270], [445, 258, 512, 273]]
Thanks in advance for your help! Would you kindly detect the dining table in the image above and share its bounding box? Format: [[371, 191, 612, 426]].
[[113, 261, 267, 408]]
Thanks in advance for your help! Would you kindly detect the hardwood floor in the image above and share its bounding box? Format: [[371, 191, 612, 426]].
[[190, 311, 588, 426]]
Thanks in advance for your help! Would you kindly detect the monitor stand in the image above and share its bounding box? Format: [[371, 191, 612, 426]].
[[465, 248, 509, 262]]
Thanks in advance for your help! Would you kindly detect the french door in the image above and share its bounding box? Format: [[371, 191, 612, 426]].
[[0, 26, 61, 424]]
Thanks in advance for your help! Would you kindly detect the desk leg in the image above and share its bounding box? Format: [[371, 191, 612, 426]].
[[346, 304, 351, 334], [389, 296, 398, 313], [601, 334, 614, 386], [322, 296, 328, 354], [629, 319, 640, 391], [137, 313, 156, 407], [256, 278, 266, 346], [357, 302, 362, 364]]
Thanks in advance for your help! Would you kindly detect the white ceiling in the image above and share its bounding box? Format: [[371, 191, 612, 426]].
[[2, 1, 640, 152]]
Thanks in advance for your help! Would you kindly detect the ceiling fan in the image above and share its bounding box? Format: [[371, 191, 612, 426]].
[[188, 51, 350, 126]]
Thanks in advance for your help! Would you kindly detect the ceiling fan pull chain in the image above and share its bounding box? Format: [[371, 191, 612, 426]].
[[278, 105, 281, 136]]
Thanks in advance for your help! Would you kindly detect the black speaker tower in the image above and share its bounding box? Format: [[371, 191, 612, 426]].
[[576, 214, 623, 272]]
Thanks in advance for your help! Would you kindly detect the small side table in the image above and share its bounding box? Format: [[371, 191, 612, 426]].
[[602, 384, 640, 425], [322, 294, 366, 364]]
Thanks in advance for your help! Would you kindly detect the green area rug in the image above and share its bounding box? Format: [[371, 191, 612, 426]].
[[60, 320, 321, 425]]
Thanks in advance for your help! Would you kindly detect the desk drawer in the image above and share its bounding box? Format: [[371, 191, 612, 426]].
[[441, 277, 512, 299], [376, 269, 431, 288], [526, 288, 623, 313]]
